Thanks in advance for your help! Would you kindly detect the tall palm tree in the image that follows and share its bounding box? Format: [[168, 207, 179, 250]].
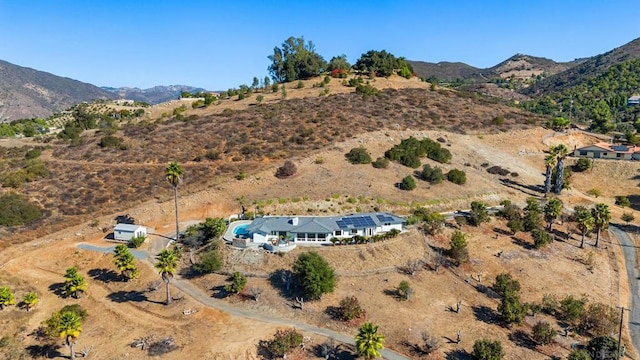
[[575, 206, 594, 248], [165, 162, 185, 241], [543, 153, 556, 194], [155, 249, 177, 305], [355, 322, 385, 359], [592, 203, 611, 248], [552, 144, 569, 194], [543, 198, 563, 232]]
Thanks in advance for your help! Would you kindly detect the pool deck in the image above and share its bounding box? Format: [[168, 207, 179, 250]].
[[223, 220, 253, 242]]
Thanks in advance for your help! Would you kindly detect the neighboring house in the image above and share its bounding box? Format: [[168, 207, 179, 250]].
[[113, 223, 147, 242], [573, 142, 640, 160], [243, 212, 405, 245], [628, 95, 640, 106]]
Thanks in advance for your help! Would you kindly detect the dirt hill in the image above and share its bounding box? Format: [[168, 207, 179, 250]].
[[0, 59, 116, 122]]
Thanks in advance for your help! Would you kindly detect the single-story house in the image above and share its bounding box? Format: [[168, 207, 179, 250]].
[[113, 223, 147, 242], [573, 142, 640, 160], [628, 95, 640, 106], [243, 212, 405, 245]]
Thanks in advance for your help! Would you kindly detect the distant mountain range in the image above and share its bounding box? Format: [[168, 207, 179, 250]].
[[0, 60, 208, 122], [0, 60, 116, 122], [2, 36, 639, 122], [100, 85, 208, 106]]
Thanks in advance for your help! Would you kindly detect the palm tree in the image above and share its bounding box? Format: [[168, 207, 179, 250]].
[[543, 153, 556, 194], [60, 311, 82, 359], [543, 198, 563, 232], [22, 292, 38, 311], [552, 144, 569, 194], [592, 203, 611, 248], [62, 267, 87, 299], [575, 206, 595, 248], [46, 310, 83, 359], [355, 322, 385, 359], [113, 244, 139, 281], [165, 162, 185, 241], [155, 249, 178, 305]]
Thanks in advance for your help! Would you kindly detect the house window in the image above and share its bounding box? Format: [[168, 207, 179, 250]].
[[334, 230, 342, 236], [579, 150, 587, 156], [617, 153, 623, 158], [350, 229, 358, 235], [603, 153, 608, 156], [318, 233, 326, 239]]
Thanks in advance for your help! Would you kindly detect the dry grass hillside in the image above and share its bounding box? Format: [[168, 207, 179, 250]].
[[2, 77, 640, 359], [0, 77, 546, 248]]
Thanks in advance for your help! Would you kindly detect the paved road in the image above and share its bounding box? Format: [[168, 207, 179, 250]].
[[609, 226, 640, 356], [78, 242, 410, 360], [77, 243, 147, 259]]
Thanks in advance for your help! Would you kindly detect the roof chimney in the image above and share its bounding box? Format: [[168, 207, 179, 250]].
[[292, 217, 298, 226]]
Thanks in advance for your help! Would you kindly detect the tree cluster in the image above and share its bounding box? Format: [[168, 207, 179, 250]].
[[384, 136, 452, 169]]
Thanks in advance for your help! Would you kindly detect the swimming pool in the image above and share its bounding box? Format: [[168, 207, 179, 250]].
[[233, 224, 250, 236]]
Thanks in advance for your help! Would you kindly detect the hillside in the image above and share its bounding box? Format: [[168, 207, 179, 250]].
[[1, 74, 639, 359], [522, 37, 640, 96], [0, 79, 547, 247], [102, 85, 209, 104], [407, 60, 493, 82], [0, 59, 116, 122], [409, 54, 576, 85]]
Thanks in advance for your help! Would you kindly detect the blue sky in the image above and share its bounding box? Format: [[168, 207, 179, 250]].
[[1, 1, 638, 90]]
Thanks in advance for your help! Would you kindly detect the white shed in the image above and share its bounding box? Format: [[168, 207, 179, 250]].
[[113, 223, 147, 242]]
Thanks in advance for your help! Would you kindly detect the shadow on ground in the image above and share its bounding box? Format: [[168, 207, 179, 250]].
[[88, 268, 120, 283]]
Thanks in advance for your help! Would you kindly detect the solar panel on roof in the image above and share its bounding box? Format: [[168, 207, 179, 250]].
[[612, 145, 628, 151]]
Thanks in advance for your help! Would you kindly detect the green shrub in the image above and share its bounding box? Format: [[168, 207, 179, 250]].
[[355, 84, 379, 98], [371, 157, 389, 169], [449, 230, 468, 265], [400, 175, 416, 190], [492, 273, 521, 297], [446, 169, 467, 185], [532, 321, 557, 344], [397, 280, 413, 300], [615, 195, 631, 207], [224, 271, 247, 294], [129, 235, 145, 248], [498, 291, 527, 325], [193, 248, 224, 274], [472, 339, 504, 360], [0, 192, 42, 226], [586, 188, 601, 197], [420, 164, 444, 184], [586, 336, 619, 360], [345, 147, 372, 164], [25, 149, 42, 159], [559, 295, 587, 323], [337, 296, 365, 321], [492, 116, 505, 125], [532, 228, 553, 249], [296, 80, 305, 89], [293, 251, 336, 300], [266, 328, 303, 358], [98, 135, 124, 148], [574, 158, 592, 172]]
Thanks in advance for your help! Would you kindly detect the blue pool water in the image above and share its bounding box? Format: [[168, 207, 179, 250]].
[[233, 224, 250, 236]]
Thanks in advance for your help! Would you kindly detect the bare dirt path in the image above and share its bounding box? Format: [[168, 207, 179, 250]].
[[609, 226, 640, 356]]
